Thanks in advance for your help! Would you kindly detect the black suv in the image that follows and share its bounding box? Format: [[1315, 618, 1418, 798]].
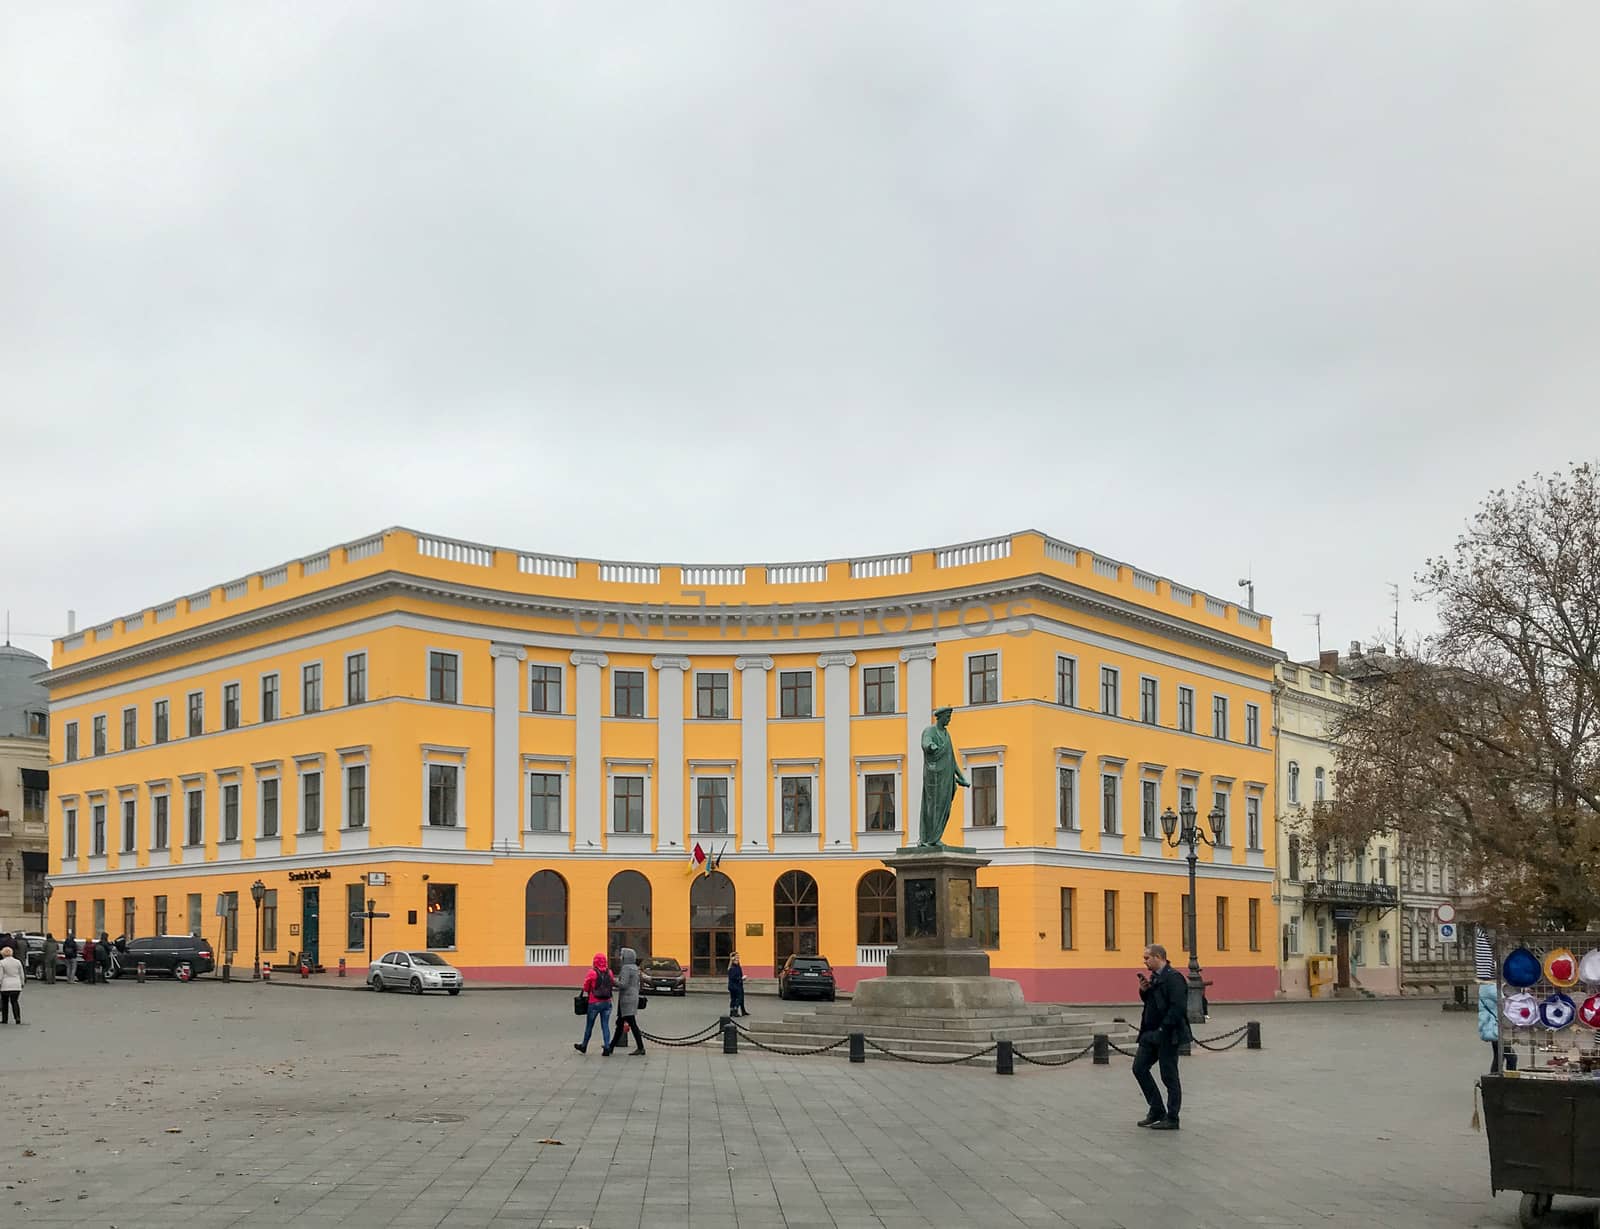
[[778, 955, 836, 1001], [114, 935, 216, 979], [641, 956, 687, 996]]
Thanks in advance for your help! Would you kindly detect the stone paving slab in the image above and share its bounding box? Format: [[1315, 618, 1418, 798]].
[[0, 979, 1578, 1227]]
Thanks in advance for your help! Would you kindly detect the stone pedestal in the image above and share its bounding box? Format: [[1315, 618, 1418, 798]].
[[852, 847, 1025, 1011]]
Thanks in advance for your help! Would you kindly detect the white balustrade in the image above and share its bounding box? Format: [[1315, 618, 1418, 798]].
[[301, 553, 330, 576], [682, 565, 746, 585], [519, 553, 578, 579], [600, 562, 660, 584], [345, 535, 384, 562], [856, 945, 894, 967], [935, 536, 1011, 568], [261, 568, 287, 589], [766, 562, 827, 584], [1043, 538, 1078, 564], [417, 535, 494, 567], [850, 553, 911, 578], [525, 945, 570, 966], [1092, 557, 1121, 580]]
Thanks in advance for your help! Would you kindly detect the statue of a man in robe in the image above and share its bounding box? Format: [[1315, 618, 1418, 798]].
[[917, 706, 969, 847]]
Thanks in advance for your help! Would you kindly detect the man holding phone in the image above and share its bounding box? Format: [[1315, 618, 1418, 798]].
[[1133, 944, 1192, 1131]]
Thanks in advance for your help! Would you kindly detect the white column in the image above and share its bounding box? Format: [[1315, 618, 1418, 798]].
[[652, 656, 690, 847], [818, 652, 856, 847], [489, 643, 527, 851], [901, 645, 936, 833], [569, 651, 608, 848], [736, 656, 773, 848]]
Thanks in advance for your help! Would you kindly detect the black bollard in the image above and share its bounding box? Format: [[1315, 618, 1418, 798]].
[[723, 1023, 738, 1054], [996, 1039, 1013, 1076], [849, 1032, 865, 1063], [1178, 1041, 1192, 1057], [136, 961, 146, 984], [1093, 1034, 1109, 1065], [1247, 1020, 1262, 1050], [719, 1014, 731, 1035]]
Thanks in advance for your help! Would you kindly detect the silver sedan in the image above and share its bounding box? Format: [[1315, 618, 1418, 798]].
[[368, 950, 464, 995]]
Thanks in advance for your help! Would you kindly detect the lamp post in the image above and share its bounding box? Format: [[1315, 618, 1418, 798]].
[[1161, 800, 1225, 1025], [38, 880, 52, 935], [250, 879, 266, 980]]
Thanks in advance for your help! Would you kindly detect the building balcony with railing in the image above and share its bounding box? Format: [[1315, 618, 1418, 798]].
[[1299, 880, 1399, 908]]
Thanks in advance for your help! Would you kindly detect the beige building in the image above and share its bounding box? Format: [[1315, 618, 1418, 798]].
[[1273, 653, 1400, 997], [0, 643, 51, 933]]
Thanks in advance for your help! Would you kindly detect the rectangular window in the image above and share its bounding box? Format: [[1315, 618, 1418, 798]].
[[261, 889, 277, 951], [528, 772, 562, 832], [187, 692, 203, 737], [530, 664, 562, 713], [1212, 694, 1228, 740], [224, 683, 240, 730], [222, 784, 239, 841], [428, 651, 458, 703], [967, 653, 998, 705], [779, 671, 813, 718], [1144, 892, 1158, 947], [426, 883, 457, 949], [185, 789, 203, 846], [1286, 913, 1300, 956], [1100, 667, 1119, 717], [1245, 703, 1260, 747], [121, 799, 135, 852], [93, 715, 106, 756], [223, 891, 239, 953], [428, 765, 459, 827], [1246, 796, 1261, 850], [65, 901, 76, 937], [695, 777, 729, 834], [975, 886, 999, 949], [780, 777, 813, 834], [1378, 847, 1388, 884], [28, 711, 47, 738], [1179, 783, 1195, 818], [153, 795, 169, 849], [695, 671, 730, 719], [1139, 677, 1158, 725], [346, 653, 367, 705], [261, 674, 279, 722], [1378, 928, 1390, 966], [346, 765, 366, 829], [1056, 656, 1076, 707], [1177, 686, 1194, 733], [22, 785, 45, 824], [1248, 899, 1260, 951], [614, 669, 645, 718], [155, 895, 168, 935], [1141, 780, 1158, 839], [865, 774, 896, 831], [1057, 767, 1077, 830], [260, 779, 279, 838], [863, 665, 896, 715], [122, 706, 137, 750], [187, 892, 202, 936], [1212, 791, 1229, 846], [65, 721, 79, 761], [347, 883, 365, 951], [1060, 887, 1075, 949], [612, 776, 644, 833], [93, 899, 106, 937], [91, 804, 106, 855], [1288, 836, 1301, 881], [1104, 889, 1119, 950], [302, 773, 321, 833], [1216, 897, 1229, 951], [1101, 773, 1120, 835], [302, 663, 322, 714], [970, 765, 999, 827]]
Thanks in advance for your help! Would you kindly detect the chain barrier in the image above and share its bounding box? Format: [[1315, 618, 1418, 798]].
[[731, 1023, 854, 1057], [1013, 1038, 1097, 1067], [1192, 1025, 1251, 1052], [1108, 1039, 1141, 1058], [862, 1037, 999, 1065], [638, 1021, 723, 1047]]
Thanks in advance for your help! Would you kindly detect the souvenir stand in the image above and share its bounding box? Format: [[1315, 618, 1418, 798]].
[[1480, 931, 1600, 1228]]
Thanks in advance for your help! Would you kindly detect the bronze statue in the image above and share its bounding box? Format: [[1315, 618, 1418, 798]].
[[917, 706, 969, 847]]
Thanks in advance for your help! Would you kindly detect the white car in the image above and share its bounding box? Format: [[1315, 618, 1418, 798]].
[[368, 950, 464, 995]]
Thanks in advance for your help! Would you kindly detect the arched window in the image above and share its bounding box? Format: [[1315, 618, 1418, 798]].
[[1314, 766, 1326, 803], [525, 870, 567, 946], [607, 870, 652, 963], [1287, 761, 1300, 805], [689, 871, 736, 976], [856, 870, 897, 946], [773, 870, 819, 964]]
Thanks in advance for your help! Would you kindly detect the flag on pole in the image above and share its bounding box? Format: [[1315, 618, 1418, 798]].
[[686, 841, 707, 875]]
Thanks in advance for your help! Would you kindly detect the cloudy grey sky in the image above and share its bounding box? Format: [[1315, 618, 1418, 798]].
[[4, 3, 1597, 664]]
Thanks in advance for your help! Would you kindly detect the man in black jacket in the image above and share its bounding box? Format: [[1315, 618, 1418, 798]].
[[1133, 944, 1192, 1131]]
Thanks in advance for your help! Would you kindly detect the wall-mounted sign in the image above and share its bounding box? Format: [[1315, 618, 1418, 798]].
[[745, 923, 763, 937], [367, 872, 388, 887], [289, 924, 300, 936], [288, 868, 332, 882]]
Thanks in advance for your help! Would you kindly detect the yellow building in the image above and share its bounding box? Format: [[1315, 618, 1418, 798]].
[[41, 527, 1281, 1001]]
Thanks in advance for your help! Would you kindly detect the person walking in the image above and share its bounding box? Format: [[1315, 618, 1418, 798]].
[[574, 952, 615, 1056], [613, 947, 646, 1056], [0, 946, 24, 1024], [41, 933, 57, 985], [728, 952, 747, 1017], [1478, 979, 1502, 1072], [63, 932, 79, 985], [1132, 944, 1191, 1131], [95, 933, 112, 984]]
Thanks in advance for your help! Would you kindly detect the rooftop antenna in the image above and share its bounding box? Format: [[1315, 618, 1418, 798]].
[[1388, 582, 1401, 653], [1304, 612, 1323, 656], [4, 610, 8, 647], [1236, 572, 1255, 612]]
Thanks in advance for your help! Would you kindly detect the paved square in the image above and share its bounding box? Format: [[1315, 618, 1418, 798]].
[[0, 980, 1571, 1227]]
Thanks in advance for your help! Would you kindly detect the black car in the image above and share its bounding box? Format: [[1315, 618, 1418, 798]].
[[113, 935, 216, 979], [778, 955, 836, 1001], [641, 956, 687, 996]]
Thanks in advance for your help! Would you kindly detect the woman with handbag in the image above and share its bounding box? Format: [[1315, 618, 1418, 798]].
[[613, 947, 646, 1056], [574, 952, 615, 1055]]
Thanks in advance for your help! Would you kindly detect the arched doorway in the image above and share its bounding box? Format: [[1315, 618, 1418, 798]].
[[608, 870, 652, 965], [690, 871, 735, 976], [525, 871, 568, 949], [774, 870, 820, 964], [856, 870, 897, 946]]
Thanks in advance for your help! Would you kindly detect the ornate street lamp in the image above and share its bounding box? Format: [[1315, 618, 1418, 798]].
[[38, 880, 53, 936], [1161, 800, 1225, 1025], [250, 879, 266, 980]]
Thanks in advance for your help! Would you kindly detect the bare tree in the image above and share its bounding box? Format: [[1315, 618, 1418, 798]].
[[1321, 463, 1600, 927]]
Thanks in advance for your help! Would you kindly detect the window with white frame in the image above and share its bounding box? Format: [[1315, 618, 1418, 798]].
[[1314, 766, 1326, 803], [1177, 686, 1194, 733], [429, 651, 459, 703], [261, 673, 279, 722], [1178, 781, 1196, 819], [1100, 667, 1119, 717], [121, 797, 136, 852], [1139, 677, 1158, 724], [122, 706, 137, 750], [1057, 766, 1078, 830], [65, 720, 79, 761], [862, 665, 896, 714], [864, 773, 897, 831], [64, 805, 78, 858], [695, 671, 730, 718], [1245, 703, 1260, 747], [1141, 779, 1159, 839], [302, 663, 322, 714], [1212, 790, 1229, 845], [222, 783, 240, 841], [967, 653, 999, 705], [185, 788, 204, 846], [530, 663, 562, 713], [695, 776, 730, 834], [779, 670, 813, 718], [345, 764, 367, 828], [613, 669, 645, 717], [93, 715, 107, 755], [154, 700, 170, 743], [780, 777, 814, 833], [91, 802, 106, 855], [1056, 656, 1077, 707], [428, 764, 460, 827], [970, 766, 999, 826], [301, 771, 322, 833], [152, 794, 169, 849], [259, 777, 279, 838], [1212, 694, 1228, 740], [528, 772, 562, 832], [1246, 794, 1261, 850], [224, 683, 241, 729], [1101, 773, 1120, 835], [1286, 913, 1301, 955], [613, 776, 645, 833], [346, 653, 367, 705], [187, 692, 203, 738], [1287, 761, 1300, 805]]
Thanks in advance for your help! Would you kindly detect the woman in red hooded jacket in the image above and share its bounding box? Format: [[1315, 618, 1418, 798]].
[[574, 952, 615, 1055]]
